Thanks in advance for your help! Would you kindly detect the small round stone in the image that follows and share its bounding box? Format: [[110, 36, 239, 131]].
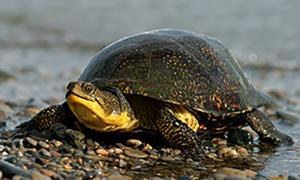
[[96, 148, 109, 156], [32, 171, 51, 180], [119, 159, 127, 168], [87, 150, 96, 155], [217, 167, 246, 177], [124, 148, 148, 159], [38, 141, 50, 149], [0, 145, 5, 152], [40, 169, 57, 177], [126, 139, 142, 148], [25, 137, 38, 146], [237, 147, 249, 158], [244, 169, 257, 177], [225, 148, 239, 159], [211, 138, 227, 146], [114, 148, 123, 154], [51, 140, 63, 147], [40, 149, 51, 157]]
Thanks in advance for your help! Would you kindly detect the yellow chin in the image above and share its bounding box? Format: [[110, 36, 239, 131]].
[[169, 105, 201, 132], [66, 94, 139, 132]]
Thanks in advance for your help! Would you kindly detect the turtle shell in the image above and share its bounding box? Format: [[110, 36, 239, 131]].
[[79, 29, 271, 117]]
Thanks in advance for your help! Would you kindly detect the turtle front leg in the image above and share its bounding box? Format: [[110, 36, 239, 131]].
[[155, 107, 204, 160], [13, 102, 76, 137], [245, 109, 293, 145]]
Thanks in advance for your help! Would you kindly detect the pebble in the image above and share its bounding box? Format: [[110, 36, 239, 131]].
[[0, 145, 5, 152], [24, 107, 41, 117], [107, 175, 132, 180], [25, 137, 38, 147], [269, 175, 288, 180], [87, 150, 96, 155], [124, 148, 148, 159], [243, 169, 257, 177], [40, 149, 51, 157], [237, 147, 249, 158], [126, 139, 143, 148], [38, 141, 49, 149], [118, 159, 127, 168], [217, 167, 246, 177], [32, 171, 51, 180], [114, 148, 123, 154], [51, 140, 63, 147], [218, 147, 239, 159], [50, 151, 62, 157], [0, 70, 15, 81], [276, 110, 300, 125], [40, 169, 57, 177], [212, 138, 227, 146], [96, 148, 109, 156], [0, 101, 13, 114]]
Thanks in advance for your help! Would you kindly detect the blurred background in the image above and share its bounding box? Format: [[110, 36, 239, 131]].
[[0, 0, 299, 175]]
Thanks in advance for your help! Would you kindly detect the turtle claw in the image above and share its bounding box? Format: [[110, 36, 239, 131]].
[[9, 122, 31, 139], [181, 147, 206, 161]]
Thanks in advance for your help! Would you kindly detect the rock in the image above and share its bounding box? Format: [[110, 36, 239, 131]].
[[38, 141, 49, 149], [0, 145, 5, 152], [118, 159, 127, 168], [114, 148, 123, 154], [243, 169, 257, 177], [107, 175, 132, 180], [276, 110, 300, 125], [269, 175, 288, 180], [217, 167, 246, 177], [224, 175, 251, 180], [237, 147, 249, 158], [211, 138, 227, 146], [0, 69, 15, 82], [218, 147, 239, 159], [40, 169, 57, 177], [51, 139, 63, 147], [124, 148, 148, 159], [0, 160, 31, 178], [40, 149, 51, 157], [95, 148, 109, 156], [24, 107, 41, 117], [213, 173, 227, 180], [288, 176, 300, 180], [0, 101, 13, 122], [32, 171, 51, 180], [25, 137, 38, 147], [268, 90, 288, 100], [126, 139, 142, 148]]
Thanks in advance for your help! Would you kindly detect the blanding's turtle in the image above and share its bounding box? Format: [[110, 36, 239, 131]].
[[15, 29, 293, 159]]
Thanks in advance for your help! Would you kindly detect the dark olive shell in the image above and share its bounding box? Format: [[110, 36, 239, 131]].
[[79, 29, 271, 117]]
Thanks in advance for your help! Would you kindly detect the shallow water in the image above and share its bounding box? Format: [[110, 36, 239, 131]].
[[0, 0, 299, 177]]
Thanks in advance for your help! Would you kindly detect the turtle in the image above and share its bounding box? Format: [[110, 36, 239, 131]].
[[14, 29, 293, 159]]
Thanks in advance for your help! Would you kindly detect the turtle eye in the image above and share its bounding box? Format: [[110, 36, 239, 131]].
[[83, 84, 94, 94]]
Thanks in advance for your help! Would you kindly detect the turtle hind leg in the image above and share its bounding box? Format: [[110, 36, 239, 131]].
[[154, 107, 204, 160], [245, 109, 294, 145], [12, 102, 76, 137]]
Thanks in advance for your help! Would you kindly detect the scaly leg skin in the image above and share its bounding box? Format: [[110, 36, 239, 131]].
[[245, 109, 294, 145], [12, 102, 76, 137], [155, 107, 204, 160]]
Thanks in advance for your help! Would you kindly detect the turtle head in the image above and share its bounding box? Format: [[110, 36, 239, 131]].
[[66, 81, 137, 132]]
